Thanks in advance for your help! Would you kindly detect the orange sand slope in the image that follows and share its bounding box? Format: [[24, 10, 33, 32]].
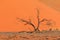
[[0, 0, 60, 32], [40, 0, 60, 11]]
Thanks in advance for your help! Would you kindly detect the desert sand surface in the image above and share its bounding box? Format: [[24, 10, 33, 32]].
[[0, 31, 60, 40]]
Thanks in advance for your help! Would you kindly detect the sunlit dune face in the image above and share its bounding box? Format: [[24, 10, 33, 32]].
[[0, 0, 60, 32], [40, 0, 60, 12]]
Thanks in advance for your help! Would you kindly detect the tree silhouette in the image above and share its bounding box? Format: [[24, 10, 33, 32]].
[[17, 8, 55, 33], [45, 19, 56, 31], [46, 20, 55, 26]]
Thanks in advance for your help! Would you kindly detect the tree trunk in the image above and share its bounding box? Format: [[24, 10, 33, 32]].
[[34, 28, 40, 33]]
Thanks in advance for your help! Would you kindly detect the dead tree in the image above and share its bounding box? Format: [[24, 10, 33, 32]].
[[17, 8, 55, 33], [45, 19, 56, 31]]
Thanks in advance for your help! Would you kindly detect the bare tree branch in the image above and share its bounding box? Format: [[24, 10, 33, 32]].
[[40, 18, 56, 27], [40, 18, 48, 22], [17, 18, 36, 29], [23, 18, 31, 25], [36, 8, 40, 30], [46, 20, 56, 27]]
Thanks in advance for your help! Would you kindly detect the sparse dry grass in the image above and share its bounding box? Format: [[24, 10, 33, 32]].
[[0, 31, 60, 40]]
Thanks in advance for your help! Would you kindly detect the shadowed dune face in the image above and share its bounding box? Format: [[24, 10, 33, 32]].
[[40, 0, 60, 12]]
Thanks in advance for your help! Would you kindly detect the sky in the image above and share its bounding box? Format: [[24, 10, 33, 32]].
[[0, 0, 60, 32]]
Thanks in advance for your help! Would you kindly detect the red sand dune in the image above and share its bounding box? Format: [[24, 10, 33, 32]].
[[0, 0, 60, 32]]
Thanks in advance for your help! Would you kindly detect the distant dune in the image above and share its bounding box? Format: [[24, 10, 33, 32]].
[[40, 0, 60, 12]]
